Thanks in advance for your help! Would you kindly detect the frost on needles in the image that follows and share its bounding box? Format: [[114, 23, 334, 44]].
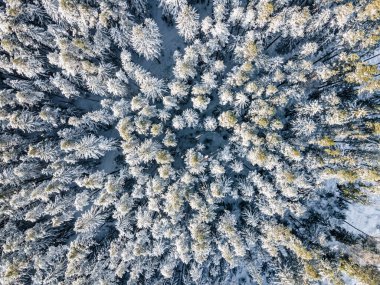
[[0, 0, 380, 285]]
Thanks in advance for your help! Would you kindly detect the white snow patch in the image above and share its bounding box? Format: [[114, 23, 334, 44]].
[[344, 194, 380, 238]]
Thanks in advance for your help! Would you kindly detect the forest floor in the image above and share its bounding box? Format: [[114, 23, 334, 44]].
[[345, 194, 380, 239]]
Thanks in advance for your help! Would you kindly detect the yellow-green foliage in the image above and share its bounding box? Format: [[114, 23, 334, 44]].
[[73, 38, 87, 50], [304, 262, 320, 280], [318, 136, 335, 147], [346, 63, 378, 84], [219, 111, 238, 128], [1, 39, 16, 53], [339, 183, 368, 203], [362, 27, 380, 48], [243, 41, 258, 61], [59, 0, 75, 11], [358, 0, 380, 21], [268, 224, 313, 260], [363, 169, 380, 183], [336, 169, 359, 183], [339, 258, 380, 285], [366, 122, 380, 135], [324, 148, 341, 157], [155, 150, 173, 164]]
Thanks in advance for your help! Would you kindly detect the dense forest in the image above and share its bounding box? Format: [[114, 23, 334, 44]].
[[0, 0, 379, 284]]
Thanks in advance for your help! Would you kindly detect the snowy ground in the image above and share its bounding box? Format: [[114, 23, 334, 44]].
[[344, 194, 380, 239]]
